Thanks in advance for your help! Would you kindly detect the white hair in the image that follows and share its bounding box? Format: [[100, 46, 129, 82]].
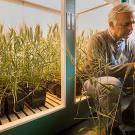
[[108, 3, 135, 23]]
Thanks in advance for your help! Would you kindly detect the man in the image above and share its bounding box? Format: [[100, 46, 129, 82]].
[[83, 3, 135, 135]]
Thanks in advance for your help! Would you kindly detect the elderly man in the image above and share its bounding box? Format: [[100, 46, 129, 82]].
[[83, 3, 135, 135]]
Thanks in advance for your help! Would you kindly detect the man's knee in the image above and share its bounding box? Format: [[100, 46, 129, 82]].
[[84, 76, 122, 96], [83, 79, 97, 95]]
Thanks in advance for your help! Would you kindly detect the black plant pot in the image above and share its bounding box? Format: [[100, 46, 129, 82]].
[[5, 91, 25, 114], [0, 96, 5, 117], [46, 81, 57, 95], [55, 84, 61, 98], [26, 88, 46, 108]]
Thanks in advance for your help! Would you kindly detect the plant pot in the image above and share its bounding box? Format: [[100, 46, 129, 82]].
[[46, 80, 61, 98], [46, 81, 57, 95], [0, 95, 5, 117], [88, 130, 106, 135], [5, 91, 25, 114], [26, 88, 46, 108], [55, 83, 61, 98]]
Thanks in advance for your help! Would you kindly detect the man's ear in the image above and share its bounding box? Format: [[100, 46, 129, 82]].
[[109, 21, 114, 28]]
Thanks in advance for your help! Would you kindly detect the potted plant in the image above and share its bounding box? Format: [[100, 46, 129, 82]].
[[0, 26, 25, 114], [19, 24, 47, 108], [75, 29, 122, 135], [44, 24, 61, 98]]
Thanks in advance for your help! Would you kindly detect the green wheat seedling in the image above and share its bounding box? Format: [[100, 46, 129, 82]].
[[0, 23, 61, 112]]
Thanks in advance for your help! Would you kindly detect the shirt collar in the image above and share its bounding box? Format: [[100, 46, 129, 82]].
[[107, 29, 125, 44]]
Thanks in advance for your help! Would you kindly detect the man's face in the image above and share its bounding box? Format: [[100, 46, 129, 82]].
[[112, 12, 135, 39]]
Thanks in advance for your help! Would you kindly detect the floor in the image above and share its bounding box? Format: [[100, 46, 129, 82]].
[[58, 108, 135, 135], [58, 120, 95, 135], [58, 119, 135, 135]]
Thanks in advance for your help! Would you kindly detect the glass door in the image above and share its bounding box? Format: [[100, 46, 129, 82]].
[[0, 0, 65, 132]]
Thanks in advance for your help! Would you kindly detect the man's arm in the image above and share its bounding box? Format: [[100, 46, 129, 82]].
[[108, 63, 135, 78], [86, 34, 135, 78]]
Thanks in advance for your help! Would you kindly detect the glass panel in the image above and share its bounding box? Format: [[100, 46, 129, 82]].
[[76, 0, 106, 13], [0, 0, 62, 130], [77, 4, 112, 32], [27, 0, 61, 10], [75, 0, 113, 101]]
